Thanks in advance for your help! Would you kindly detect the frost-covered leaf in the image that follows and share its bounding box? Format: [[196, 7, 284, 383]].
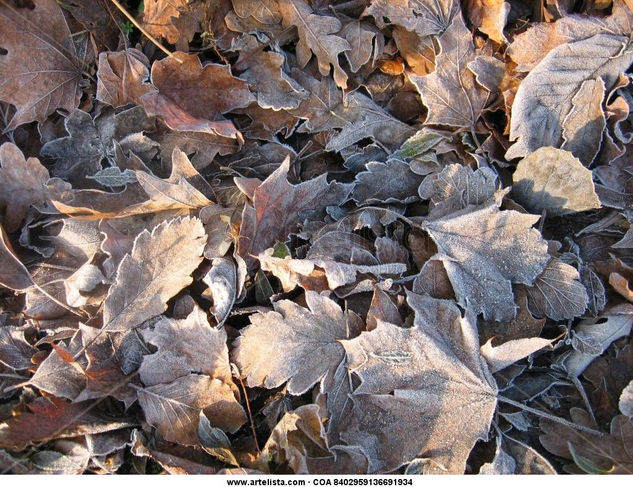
[[202, 257, 243, 326], [421, 200, 550, 321], [96, 49, 155, 108], [139, 306, 234, 388], [278, 0, 351, 89], [232, 0, 281, 24], [464, 0, 510, 44], [410, 15, 492, 130], [103, 217, 206, 331], [566, 304, 633, 377], [481, 337, 553, 373], [418, 164, 497, 219], [0, 0, 81, 129], [512, 147, 601, 215], [0, 224, 35, 291], [86, 167, 137, 188], [0, 327, 35, 371], [340, 20, 381, 73], [366, 287, 402, 331], [352, 159, 424, 204], [506, 34, 633, 160], [233, 292, 363, 395], [237, 157, 351, 268], [136, 374, 246, 445], [341, 293, 497, 473], [522, 258, 588, 320], [0, 143, 51, 232], [363, 0, 459, 38]]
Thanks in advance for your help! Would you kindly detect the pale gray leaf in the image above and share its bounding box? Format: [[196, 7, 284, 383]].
[[352, 159, 424, 204], [233, 291, 362, 395], [86, 167, 137, 188], [481, 337, 553, 373], [506, 34, 633, 160], [422, 200, 549, 321], [620, 381, 633, 418], [523, 258, 588, 320], [203, 257, 237, 326], [0, 327, 35, 370]]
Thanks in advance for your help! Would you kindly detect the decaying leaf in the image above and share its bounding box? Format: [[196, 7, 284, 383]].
[[96, 49, 155, 108], [233, 292, 363, 395], [0, 0, 81, 129], [512, 147, 601, 216], [363, 0, 459, 38], [464, 0, 510, 44], [103, 217, 206, 332]]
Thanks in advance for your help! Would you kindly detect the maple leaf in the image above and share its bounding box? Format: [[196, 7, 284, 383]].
[[0, 0, 82, 129], [340, 293, 497, 473], [278, 0, 351, 89], [410, 14, 492, 131], [512, 147, 601, 215], [0, 143, 50, 232], [233, 291, 363, 395], [102, 217, 206, 332], [421, 199, 550, 321], [237, 156, 351, 268], [506, 34, 633, 160]]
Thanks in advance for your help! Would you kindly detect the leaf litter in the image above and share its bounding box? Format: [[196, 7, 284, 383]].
[[1, 0, 633, 475]]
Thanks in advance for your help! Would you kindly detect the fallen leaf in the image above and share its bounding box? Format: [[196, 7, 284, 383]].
[[237, 156, 351, 269], [340, 293, 497, 473], [351, 159, 425, 204], [102, 217, 206, 332], [410, 14, 493, 131], [481, 336, 553, 373], [136, 374, 246, 445], [232, 0, 282, 24], [506, 34, 633, 160], [0, 0, 81, 129], [512, 147, 601, 215], [233, 291, 363, 395], [202, 257, 244, 326], [363, 0, 459, 38], [278, 0, 351, 88], [0, 223, 35, 291], [464, 0, 510, 44], [421, 199, 550, 321], [96, 49, 155, 108]]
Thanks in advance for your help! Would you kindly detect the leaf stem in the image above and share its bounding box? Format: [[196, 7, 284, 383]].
[[497, 395, 605, 436]]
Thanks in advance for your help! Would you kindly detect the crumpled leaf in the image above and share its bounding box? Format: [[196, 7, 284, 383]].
[[233, 291, 363, 395], [96, 48, 155, 108], [522, 258, 588, 321], [232, 0, 281, 24], [278, 0, 351, 89], [464, 0, 510, 44], [341, 293, 497, 473], [237, 156, 351, 268], [0, 0, 81, 129], [566, 304, 633, 377], [202, 257, 245, 326], [0, 327, 35, 371], [505, 34, 633, 160], [139, 305, 235, 389], [103, 217, 206, 331], [512, 147, 601, 216], [0, 143, 50, 232], [340, 20, 381, 73], [480, 436, 556, 474], [410, 14, 493, 130], [620, 381, 633, 418], [421, 199, 550, 321], [136, 374, 246, 445], [141, 0, 201, 46]]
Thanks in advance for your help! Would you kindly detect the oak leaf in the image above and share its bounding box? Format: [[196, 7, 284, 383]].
[[102, 217, 206, 332]]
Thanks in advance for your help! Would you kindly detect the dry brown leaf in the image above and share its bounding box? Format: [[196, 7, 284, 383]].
[[464, 0, 510, 44], [96, 49, 156, 108], [232, 0, 282, 24], [136, 374, 246, 445], [512, 147, 601, 215], [102, 217, 206, 332], [0, 0, 81, 129], [0, 143, 50, 232], [278, 0, 351, 89]]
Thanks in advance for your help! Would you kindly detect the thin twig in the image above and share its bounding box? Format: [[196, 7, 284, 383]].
[[108, 0, 181, 63]]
